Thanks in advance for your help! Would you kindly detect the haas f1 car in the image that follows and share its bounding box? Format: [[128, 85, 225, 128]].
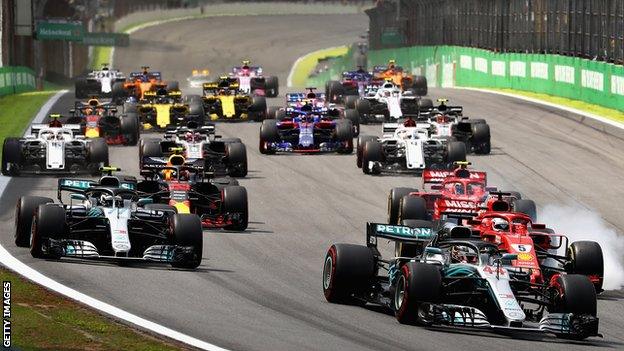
[[2, 115, 109, 176], [68, 98, 140, 145], [14, 170, 203, 268], [322, 221, 602, 339]]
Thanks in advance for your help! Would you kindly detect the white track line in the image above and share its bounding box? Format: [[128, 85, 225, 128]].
[[0, 90, 230, 351]]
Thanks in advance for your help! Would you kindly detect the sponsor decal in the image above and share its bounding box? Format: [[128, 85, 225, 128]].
[[581, 70, 604, 91], [499, 293, 514, 299], [375, 224, 433, 239], [460, 55, 472, 70], [3, 281, 10, 348], [554, 65, 575, 84], [483, 265, 506, 275], [509, 61, 526, 77], [491, 61, 506, 77], [443, 200, 477, 209], [475, 58, 488, 73], [517, 252, 533, 261], [611, 75, 624, 96], [530, 62, 549, 79], [61, 179, 92, 189], [511, 244, 532, 252]]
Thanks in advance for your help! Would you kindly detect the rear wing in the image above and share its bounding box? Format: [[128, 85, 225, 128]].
[[164, 124, 215, 136], [30, 124, 82, 135], [366, 222, 436, 248], [57, 177, 136, 201], [129, 71, 161, 81], [422, 169, 487, 185]]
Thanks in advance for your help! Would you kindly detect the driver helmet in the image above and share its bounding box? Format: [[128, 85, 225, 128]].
[[454, 183, 464, 195], [436, 114, 448, 124], [492, 218, 509, 231], [384, 90, 391, 97], [185, 132, 194, 142], [451, 245, 478, 264], [403, 118, 416, 127]]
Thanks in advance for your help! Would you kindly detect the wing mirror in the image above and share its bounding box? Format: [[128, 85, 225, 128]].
[[500, 253, 518, 265], [70, 193, 87, 201], [137, 198, 153, 207]]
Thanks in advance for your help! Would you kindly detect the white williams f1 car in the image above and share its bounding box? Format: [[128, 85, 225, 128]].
[[353, 81, 419, 123], [75, 64, 126, 98]]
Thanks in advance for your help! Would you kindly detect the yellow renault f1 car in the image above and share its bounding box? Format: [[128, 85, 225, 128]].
[[201, 77, 266, 122], [126, 87, 205, 130]]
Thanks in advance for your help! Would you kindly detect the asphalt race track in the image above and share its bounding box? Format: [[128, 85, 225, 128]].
[[2, 14, 624, 351]]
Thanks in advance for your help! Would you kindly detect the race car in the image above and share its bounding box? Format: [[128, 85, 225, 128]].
[[14, 169, 203, 268], [322, 222, 601, 339], [230, 60, 279, 97], [137, 155, 248, 230], [187, 69, 211, 88], [356, 118, 467, 175], [372, 59, 428, 95], [75, 64, 126, 98], [139, 124, 247, 177], [126, 88, 204, 130], [353, 80, 420, 123], [1, 114, 109, 176], [112, 66, 179, 104], [258, 110, 353, 154], [325, 67, 374, 104], [67, 98, 140, 145], [200, 77, 266, 121]]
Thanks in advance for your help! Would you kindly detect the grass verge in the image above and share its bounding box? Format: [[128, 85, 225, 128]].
[[289, 46, 348, 87], [0, 268, 187, 351], [90, 46, 113, 69]]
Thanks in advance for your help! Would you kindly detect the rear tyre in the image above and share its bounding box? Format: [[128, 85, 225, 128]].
[[15, 196, 53, 247], [335, 121, 353, 154], [362, 140, 383, 175], [387, 188, 418, 225], [250, 96, 267, 121], [265, 76, 279, 97], [566, 241, 604, 292], [223, 186, 248, 231], [355, 98, 371, 115], [344, 95, 359, 109], [112, 82, 126, 104], [226, 142, 248, 177], [399, 195, 428, 222], [75, 78, 88, 99], [344, 109, 360, 137], [472, 123, 491, 154], [446, 141, 467, 164], [266, 106, 280, 120], [30, 204, 65, 259], [188, 101, 205, 118], [411, 75, 428, 96], [2, 138, 22, 176], [170, 214, 203, 269], [123, 101, 138, 113], [326, 81, 343, 103], [120, 113, 140, 146], [275, 109, 287, 121], [259, 119, 279, 154], [88, 138, 109, 173], [512, 199, 537, 222], [418, 98, 433, 110], [394, 262, 441, 324], [322, 243, 375, 304]]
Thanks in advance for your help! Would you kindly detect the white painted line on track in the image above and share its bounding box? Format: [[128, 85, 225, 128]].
[[0, 89, 231, 351], [457, 87, 624, 130]]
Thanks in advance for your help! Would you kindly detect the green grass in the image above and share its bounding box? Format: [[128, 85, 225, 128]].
[[490, 88, 624, 124], [289, 46, 348, 87], [90, 46, 113, 69], [1, 268, 187, 351], [0, 85, 62, 158]]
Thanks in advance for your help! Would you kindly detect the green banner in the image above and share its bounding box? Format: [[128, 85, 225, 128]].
[[82, 32, 130, 47], [0, 66, 36, 97], [36, 21, 83, 41]]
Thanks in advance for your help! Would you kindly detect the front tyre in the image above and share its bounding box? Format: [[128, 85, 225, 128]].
[[322, 243, 375, 304], [170, 214, 203, 269], [394, 262, 441, 325]]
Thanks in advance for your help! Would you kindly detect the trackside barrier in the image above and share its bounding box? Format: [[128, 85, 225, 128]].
[[0, 66, 37, 97]]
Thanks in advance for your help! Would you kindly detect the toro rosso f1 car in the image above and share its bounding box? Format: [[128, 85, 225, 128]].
[[1, 115, 109, 176], [14, 170, 203, 268], [322, 222, 601, 339]]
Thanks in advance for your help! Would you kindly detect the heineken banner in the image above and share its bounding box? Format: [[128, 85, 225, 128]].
[[36, 21, 84, 41], [82, 32, 130, 47]]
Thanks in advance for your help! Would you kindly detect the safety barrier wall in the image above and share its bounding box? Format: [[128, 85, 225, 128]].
[[365, 46, 624, 111], [0, 66, 36, 97]]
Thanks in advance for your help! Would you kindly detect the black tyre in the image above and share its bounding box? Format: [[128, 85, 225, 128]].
[[112, 82, 126, 104], [550, 274, 597, 316], [259, 119, 279, 154], [166, 81, 180, 92], [120, 113, 140, 146], [123, 101, 138, 113], [30, 204, 65, 259], [566, 241, 604, 291], [399, 195, 428, 222], [356, 135, 376, 168], [355, 98, 371, 115], [275, 109, 287, 121], [75, 78, 88, 99], [513, 199, 537, 222], [140, 139, 163, 158], [88, 138, 109, 165], [446, 141, 467, 163], [344, 95, 359, 109], [223, 186, 248, 231], [2, 138, 22, 176], [362, 140, 383, 175], [326, 81, 343, 103], [418, 98, 433, 110], [394, 262, 441, 324], [335, 120, 353, 142], [472, 123, 491, 154], [250, 96, 267, 121], [266, 106, 281, 120], [387, 188, 418, 225], [189, 101, 204, 117], [502, 190, 522, 200], [170, 214, 203, 269], [265, 76, 279, 97], [344, 109, 360, 137], [322, 243, 375, 304], [411, 75, 428, 96], [226, 142, 248, 177], [184, 94, 202, 103], [15, 196, 53, 247]]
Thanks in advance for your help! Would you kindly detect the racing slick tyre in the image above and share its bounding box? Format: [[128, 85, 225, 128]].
[[88, 138, 109, 174], [226, 142, 248, 177], [170, 214, 203, 269], [145, 204, 178, 215], [387, 188, 418, 225], [140, 138, 163, 158], [266, 106, 281, 120], [250, 96, 267, 121], [344, 95, 359, 109], [2, 137, 22, 176], [189, 101, 205, 118], [30, 204, 65, 259], [327, 80, 343, 103], [394, 262, 441, 325], [411, 75, 428, 96], [15, 196, 53, 247], [223, 186, 248, 231], [323, 243, 375, 304], [112, 82, 126, 104], [123, 101, 138, 113], [446, 141, 467, 164], [472, 122, 491, 154], [550, 274, 597, 316], [75, 78, 88, 99], [356, 135, 377, 168], [344, 109, 360, 137], [335, 121, 354, 154], [566, 241, 604, 292], [166, 81, 180, 92], [184, 94, 202, 103], [275, 109, 287, 121], [265, 76, 279, 97], [259, 119, 279, 154], [221, 138, 243, 144], [355, 98, 371, 116], [120, 113, 140, 146], [398, 219, 434, 258], [512, 199, 537, 222], [418, 98, 433, 110], [362, 140, 383, 175], [399, 195, 428, 223], [502, 190, 522, 200]]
